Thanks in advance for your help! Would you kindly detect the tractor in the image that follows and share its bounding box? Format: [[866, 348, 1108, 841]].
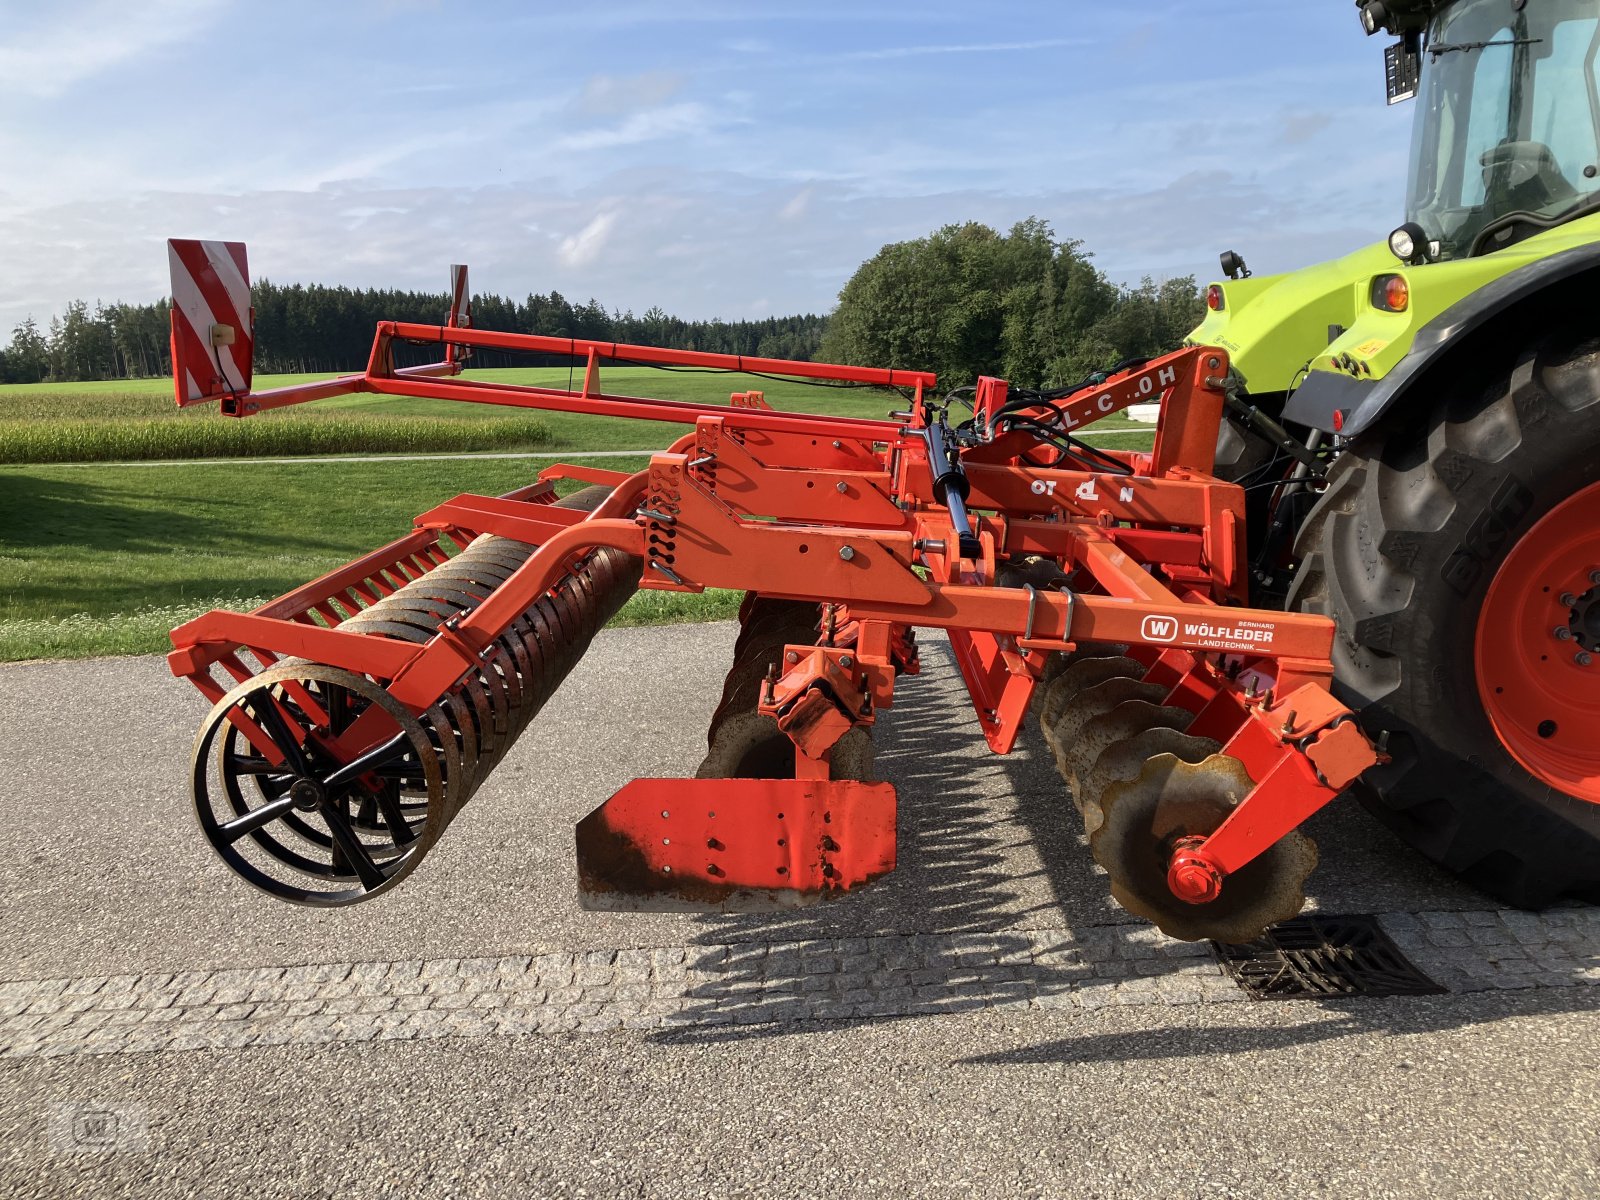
[[1195, 0, 1600, 908], [160, 0, 1598, 944]]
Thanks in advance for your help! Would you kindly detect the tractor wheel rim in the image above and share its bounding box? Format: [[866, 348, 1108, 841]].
[[1475, 481, 1600, 802]]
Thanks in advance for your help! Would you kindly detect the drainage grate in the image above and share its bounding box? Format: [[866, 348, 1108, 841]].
[[1212, 914, 1445, 1000]]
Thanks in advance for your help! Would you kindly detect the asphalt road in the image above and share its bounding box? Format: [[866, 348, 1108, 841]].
[[2, 625, 1597, 1198]]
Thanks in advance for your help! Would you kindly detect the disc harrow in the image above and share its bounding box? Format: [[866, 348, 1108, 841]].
[[1091, 753, 1319, 944], [163, 239, 1384, 941], [698, 596, 877, 785]]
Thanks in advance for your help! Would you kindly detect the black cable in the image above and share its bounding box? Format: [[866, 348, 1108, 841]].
[[999, 415, 1135, 476], [1241, 475, 1324, 495], [1062, 432, 1139, 476], [212, 339, 244, 402]]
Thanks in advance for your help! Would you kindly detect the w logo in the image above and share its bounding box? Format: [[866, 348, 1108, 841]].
[[1141, 616, 1178, 643]]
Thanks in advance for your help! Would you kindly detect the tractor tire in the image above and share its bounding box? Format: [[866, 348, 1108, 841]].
[[1287, 329, 1600, 907]]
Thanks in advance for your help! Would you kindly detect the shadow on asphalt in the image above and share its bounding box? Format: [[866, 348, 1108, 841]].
[[648, 641, 1592, 1046], [956, 985, 1600, 1065], [662, 645, 1078, 1033], [651, 642, 1231, 1041]]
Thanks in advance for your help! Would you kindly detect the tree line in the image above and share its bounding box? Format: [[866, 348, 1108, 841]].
[[0, 218, 1203, 389], [0, 284, 831, 384], [820, 218, 1205, 389]]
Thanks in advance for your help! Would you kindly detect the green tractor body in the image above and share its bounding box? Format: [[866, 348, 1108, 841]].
[[1185, 0, 1600, 908], [1193, 213, 1600, 412]]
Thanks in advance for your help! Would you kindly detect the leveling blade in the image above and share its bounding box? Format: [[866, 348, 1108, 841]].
[[576, 778, 897, 911]]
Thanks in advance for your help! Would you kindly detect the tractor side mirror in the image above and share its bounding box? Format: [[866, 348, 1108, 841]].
[[1385, 33, 1421, 105]]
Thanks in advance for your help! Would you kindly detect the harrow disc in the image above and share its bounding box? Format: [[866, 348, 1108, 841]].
[[1076, 726, 1220, 835], [698, 595, 868, 782], [1090, 752, 1318, 943], [1032, 642, 1129, 705], [1038, 655, 1147, 754], [696, 712, 874, 782], [1046, 675, 1169, 792], [1063, 700, 1197, 825], [192, 664, 446, 906]]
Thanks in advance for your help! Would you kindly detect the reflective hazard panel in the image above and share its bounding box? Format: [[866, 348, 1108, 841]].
[[167, 239, 253, 407]]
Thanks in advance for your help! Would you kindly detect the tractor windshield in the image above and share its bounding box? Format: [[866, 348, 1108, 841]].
[[1407, 0, 1600, 257]]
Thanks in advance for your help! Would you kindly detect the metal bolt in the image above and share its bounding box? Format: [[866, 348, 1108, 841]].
[[1556, 627, 1575, 642], [785, 650, 800, 663], [839, 655, 854, 668], [831, 440, 843, 450], [1578, 652, 1595, 667], [1281, 710, 1298, 736], [838, 546, 856, 561], [836, 481, 848, 494], [1591, 568, 1600, 586], [1561, 592, 1579, 608], [1206, 356, 1221, 370]]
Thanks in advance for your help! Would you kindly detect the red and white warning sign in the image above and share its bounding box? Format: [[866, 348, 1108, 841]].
[[446, 263, 471, 365], [167, 239, 253, 407]]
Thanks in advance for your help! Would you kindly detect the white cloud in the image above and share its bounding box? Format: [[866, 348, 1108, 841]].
[[838, 37, 1087, 62], [0, 5, 1414, 338], [779, 188, 813, 221], [553, 103, 718, 153], [0, 0, 226, 99], [558, 212, 619, 267], [0, 162, 1401, 338], [576, 71, 686, 117]]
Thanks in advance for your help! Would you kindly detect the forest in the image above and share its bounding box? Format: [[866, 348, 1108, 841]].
[[0, 219, 1203, 388]]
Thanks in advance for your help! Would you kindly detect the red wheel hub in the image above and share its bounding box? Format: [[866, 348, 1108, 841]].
[[1476, 481, 1600, 802], [1166, 836, 1224, 905]]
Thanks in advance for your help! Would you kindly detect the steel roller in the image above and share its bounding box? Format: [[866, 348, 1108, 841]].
[[192, 485, 642, 904]]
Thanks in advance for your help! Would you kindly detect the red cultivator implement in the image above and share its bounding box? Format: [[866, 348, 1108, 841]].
[[167, 239, 1379, 942]]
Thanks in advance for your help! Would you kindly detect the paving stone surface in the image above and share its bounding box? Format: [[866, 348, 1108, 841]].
[[4, 908, 1596, 1061]]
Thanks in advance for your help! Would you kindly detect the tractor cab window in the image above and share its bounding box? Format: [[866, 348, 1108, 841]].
[[1407, 0, 1600, 258]]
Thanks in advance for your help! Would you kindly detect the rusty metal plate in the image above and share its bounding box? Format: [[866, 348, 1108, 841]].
[[576, 777, 896, 911]]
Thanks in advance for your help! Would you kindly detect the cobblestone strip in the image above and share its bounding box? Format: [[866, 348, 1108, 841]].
[[1, 909, 1594, 1061], [1379, 908, 1600, 992]]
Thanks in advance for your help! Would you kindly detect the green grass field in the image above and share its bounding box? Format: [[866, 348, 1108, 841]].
[[0, 455, 747, 661], [0, 366, 1154, 661], [0, 366, 1146, 459]]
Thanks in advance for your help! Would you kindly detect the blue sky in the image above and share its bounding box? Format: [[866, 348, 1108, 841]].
[[0, 0, 1414, 333]]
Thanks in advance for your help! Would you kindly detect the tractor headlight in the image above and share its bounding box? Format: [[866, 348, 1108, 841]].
[[1388, 222, 1428, 264], [1359, 1, 1389, 36]]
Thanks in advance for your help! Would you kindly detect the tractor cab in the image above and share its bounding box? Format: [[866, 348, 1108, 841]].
[[1369, 0, 1600, 259]]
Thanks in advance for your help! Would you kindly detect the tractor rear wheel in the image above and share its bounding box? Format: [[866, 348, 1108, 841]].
[[1287, 329, 1600, 907]]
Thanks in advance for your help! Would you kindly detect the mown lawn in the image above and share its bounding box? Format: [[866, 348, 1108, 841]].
[[0, 366, 1154, 661], [0, 455, 742, 661]]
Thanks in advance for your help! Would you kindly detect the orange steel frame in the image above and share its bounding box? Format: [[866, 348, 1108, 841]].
[[170, 323, 1378, 909]]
